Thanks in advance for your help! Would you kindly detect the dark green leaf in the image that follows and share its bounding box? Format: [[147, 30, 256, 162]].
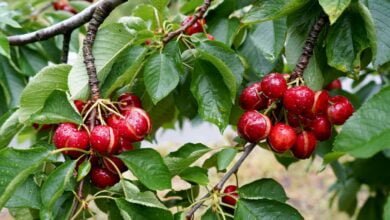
[[5, 176, 41, 209], [319, 0, 351, 24], [18, 47, 47, 76], [0, 109, 23, 149], [116, 198, 173, 220], [384, 195, 390, 220], [179, 166, 209, 185], [202, 208, 220, 220], [208, 18, 240, 47], [239, 179, 288, 202], [338, 178, 360, 216], [357, 197, 384, 220], [0, 56, 26, 108]]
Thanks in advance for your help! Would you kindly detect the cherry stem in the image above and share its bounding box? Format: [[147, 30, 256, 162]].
[[51, 147, 90, 155], [290, 14, 328, 81], [185, 142, 257, 219], [162, 0, 212, 44], [103, 156, 124, 178], [61, 31, 72, 63]]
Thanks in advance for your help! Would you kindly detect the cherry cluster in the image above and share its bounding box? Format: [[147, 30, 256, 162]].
[[237, 73, 354, 159], [181, 16, 214, 40], [52, 93, 152, 188]]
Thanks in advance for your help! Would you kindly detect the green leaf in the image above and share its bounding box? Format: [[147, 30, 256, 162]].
[[5, 176, 41, 209], [208, 18, 240, 47], [116, 198, 173, 220], [118, 149, 172, 190], [239, 179, 288, 202], [68, 24, 134, 100], [234, 199, 303, 220], [202, 208, 220, 220], [0, 147, 50, 209], [333, 86, 390, 158], [101, 45, 148, 97], [164, 143, 210, 175], [143, 53, 180, 104], [77, 159, 91, 182], [149, 0, 169, 12], [18, 47, 47, 76], [384, 195, 390, 220], [41, 160, 76, 213], [0, 56, 26, 108], [196, 41, 245, 100], [242, 0, 310, 24], [357, 197, 384, 220], [179, 166, 209, 185], [368, 0, 390, 67], [8, 208, 39, 220], [217, 148, 237, 171], [121, 180, 167, 210], [319, 0, 351, 24], [31, 90, 82, 125], [338, 178, 360, 216], [191, 60, 232, 131], [19, 64, 71, 122], [0, 109, 23, 149], [0, 33, 10, 58], [132, 4, 160, 30]]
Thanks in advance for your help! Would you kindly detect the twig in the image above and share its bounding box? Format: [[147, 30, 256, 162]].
[[162, 0, 212, 44], [61, 31, 72, 63], [7, 0, 125, 46], [70, 180, 85, 218], [290, 14, 328, 80], [185, 143, 257, 220]]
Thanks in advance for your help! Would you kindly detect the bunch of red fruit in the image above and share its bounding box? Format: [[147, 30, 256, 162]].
[[53, 93, 152, 188], [181, 16, 214, 40], [238, 73, 354, 159]]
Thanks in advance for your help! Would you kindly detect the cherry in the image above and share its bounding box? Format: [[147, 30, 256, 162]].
[[310, 115, 332, 141], [53, 123, 89, 158], [90, 125, 120, 155], [103, 156, 127, 174], [283, 86, 315, 115], [222, 185, 238, 206], [287, 112, 301, 127], [237, 110, 272, 143], [325, 79, 342, 90], [118, 93, 142, 112], [145, 39, 152, 45], [74, 100, 85, 113], [268, 123, 297, 153], [260, 73, 287, 99], [117, 138, 135, 154], [291, 131, 317, 159], [107, 114, 122, 128], [90, 167, 120, 188], [116, 107, 152, 142], [239, 82, 268, 111], [207, 34, 215, 40], [52, 1, 67, 10], [327, 95, 354, 125], [63, 5, 77, 14], [182, 16, 206, 35], [311, 90, 329, 115]]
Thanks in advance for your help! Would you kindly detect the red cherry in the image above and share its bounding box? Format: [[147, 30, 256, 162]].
[[207, 34, 215, 40], [117, 138, 135, 154], [310, 115, 332, 141], [327, 95, 354, 125], [52, 1, 67, 10], [63, 5, 77, 14], [103, 156, 127, 174], [311, 90, 329, 115], [268, 123, 297, 153], [325, 79, 342, 90], [90, 167, 120, 188], [291, 131, 317, 159], [182, 16, 205, 35], [222, 185, 238, 206], [107, 114, 122, 129], [90, 125, 120, 155], [74, 100, 86, 113], [283, 86, 315, 115], [239, 83, 268, 111], [53, 123, 89, 158], [260, 73, 287, 99], [145, 39, 152, 45], [118, 93, 142, 112], [287, 112, 300, 127], [237, 110, 272, 143], [116, 107, 152, 142]]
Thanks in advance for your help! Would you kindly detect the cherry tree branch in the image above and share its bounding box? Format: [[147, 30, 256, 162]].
[[7, 0, 126, 46], [61, 31, 72, 63], [185, 142, 257, 219], [162, 0, 212, 43], [290, 14, 328, 80]]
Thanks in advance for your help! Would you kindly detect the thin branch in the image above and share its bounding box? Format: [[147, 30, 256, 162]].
[[61, 31, 72, 63], [70, 180, 85, 218], [162, 0, 212, 44], [186, 143, 257, 220], [7, 0, 126, 46], [290, 14, 328, 80]]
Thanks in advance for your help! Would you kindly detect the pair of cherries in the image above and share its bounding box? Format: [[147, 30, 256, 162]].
[[53, 93, 152, 188], [238, 73, 354, 159]]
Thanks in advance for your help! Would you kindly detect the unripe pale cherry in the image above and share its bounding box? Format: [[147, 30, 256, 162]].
[[90, 167, 120, 188], [260, 73, 288, 99], [103, 156, 127, 174], [283, 86, 315, 115], [268, 123, 297, 153], [325, 79, 342, 90], [118, 93, 142, 112], [311, 90, 329, 115], [116, 107, 152, 142], [182, 16, 206, 35], [291, 131, 317, 159], [222, 185, 238, 206], [310, 115, 332, 141], [327, 95, 354, 125], [90, 125, 120, 155], [239, 82, 268, 110], [53, 123, 89, 158], [237, 110, 272, 143]]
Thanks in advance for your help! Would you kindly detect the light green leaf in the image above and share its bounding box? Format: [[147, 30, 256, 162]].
[[0, 33, 10, 58], [133, 4, 160, 30], [202, 208, 220, 220], [217, 148, 237, 171], [5, 176, 41, 209], [116, 198, 173, 220], [149, 0, 169, 12], [143, 53, 180, 104], [319, 0, 351, 24], [0, 56, 26, 108], [191, 60, 232, 131], [0, 109, 23, 149], [208, 18, 240, 47], [334, 86, 390, 158], [19, 64, 71, 122], [118, 149, 172, 190], [0, 147, 50, 209], [77, 159, 91, 182], [179, 167, 209, 185], [239, 179, 288, 202], [122, 180, 167, 210]]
